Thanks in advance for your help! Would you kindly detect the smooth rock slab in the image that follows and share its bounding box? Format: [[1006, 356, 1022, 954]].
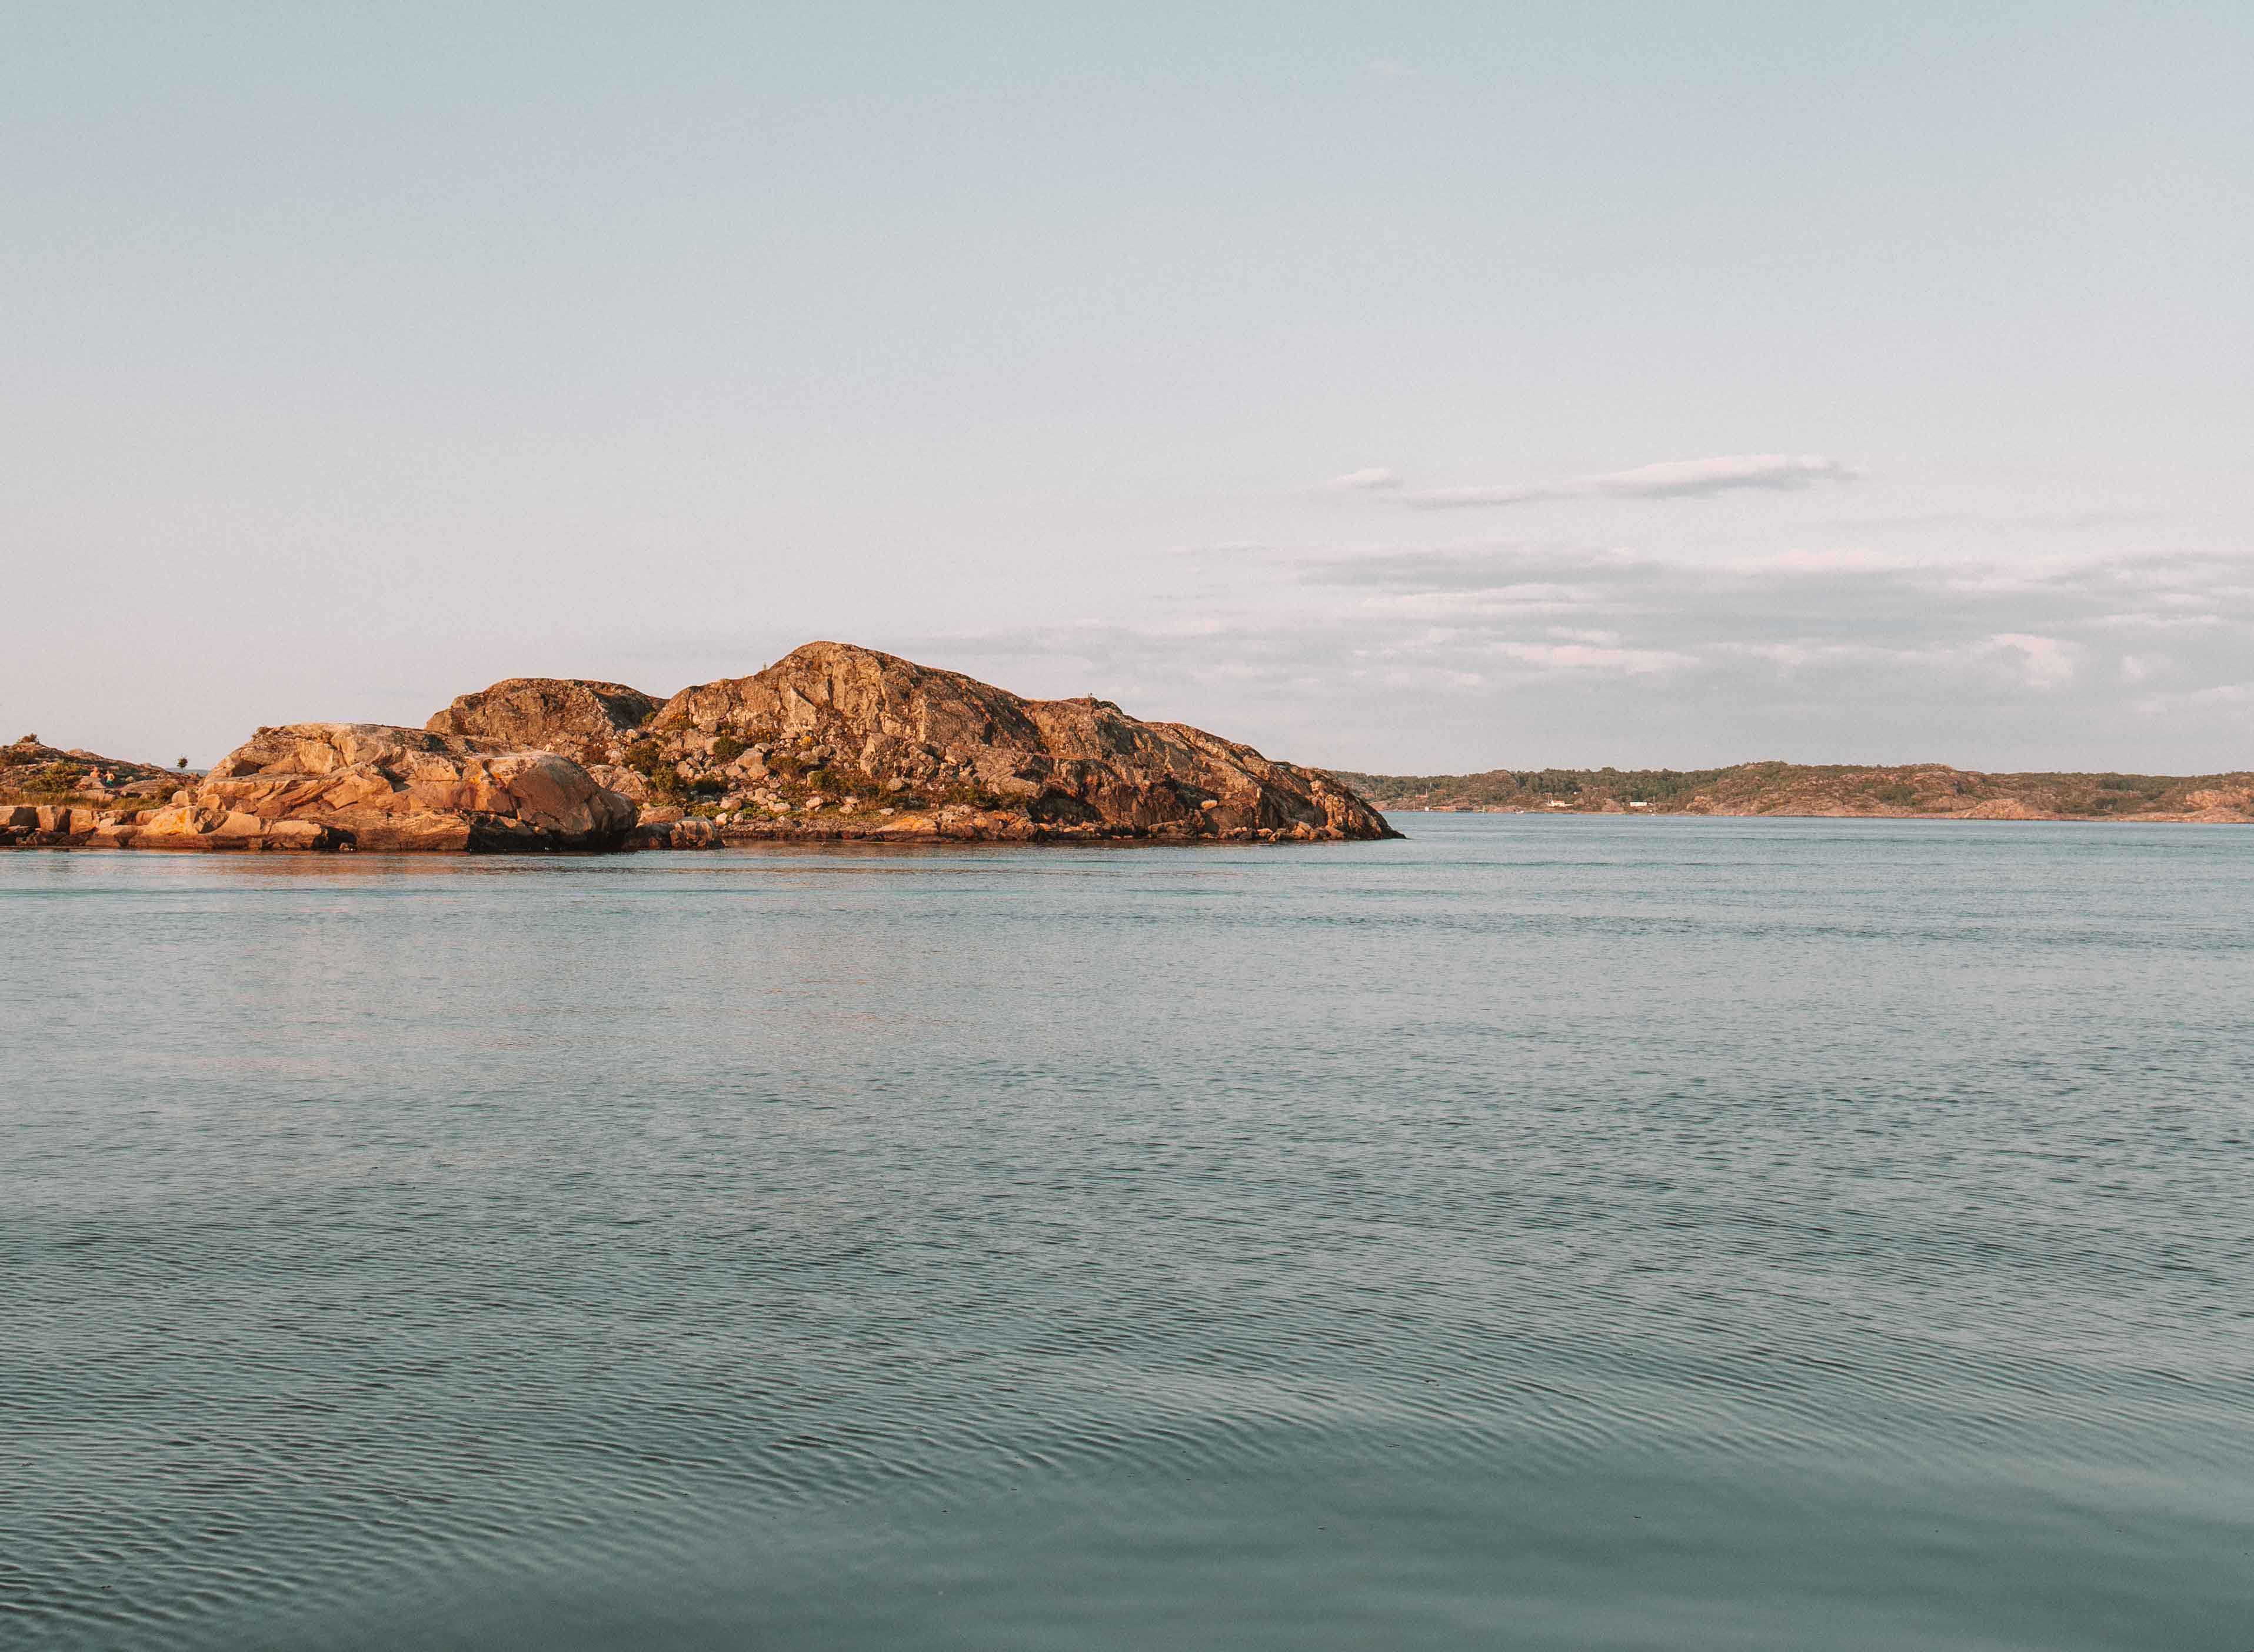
[[425, 677, 661, 765], [171, 724, 637, 852]]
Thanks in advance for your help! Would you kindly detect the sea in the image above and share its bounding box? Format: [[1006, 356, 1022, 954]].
[[5, 814, 2250, 1651]]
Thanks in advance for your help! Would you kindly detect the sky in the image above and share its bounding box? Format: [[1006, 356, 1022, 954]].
[[5, 3, 2250, 774]]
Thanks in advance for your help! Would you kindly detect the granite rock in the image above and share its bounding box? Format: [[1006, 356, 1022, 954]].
[[185, 723, 637, 851], [644, 641, 1395, 842], [425, 678, 661, 765]]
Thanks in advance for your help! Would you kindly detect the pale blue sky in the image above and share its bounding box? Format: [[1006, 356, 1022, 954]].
[[6, 4, 2249, 771]]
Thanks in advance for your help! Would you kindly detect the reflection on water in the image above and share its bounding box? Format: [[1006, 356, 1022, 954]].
[[5, 818, 2251, 1650]]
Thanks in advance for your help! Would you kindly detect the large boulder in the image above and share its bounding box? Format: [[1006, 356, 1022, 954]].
[[425, 678, 660, 764], [0, 803, 104, 846], [171, 724, 637, 851], [648, 641, 1397, 841]]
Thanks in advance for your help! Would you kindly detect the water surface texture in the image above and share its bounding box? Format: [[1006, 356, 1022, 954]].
[[6, 817, 2251, 1650]]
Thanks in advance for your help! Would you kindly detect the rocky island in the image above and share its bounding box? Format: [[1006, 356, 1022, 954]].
[[3, 642, 1397, 851]]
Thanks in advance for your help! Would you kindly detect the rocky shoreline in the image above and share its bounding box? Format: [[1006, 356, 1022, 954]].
[[4, 643, 1399, 853]]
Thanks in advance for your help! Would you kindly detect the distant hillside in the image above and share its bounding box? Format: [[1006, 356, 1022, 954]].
[[1329, 762, 2254, 824]]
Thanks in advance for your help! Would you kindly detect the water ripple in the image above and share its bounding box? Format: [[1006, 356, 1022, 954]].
[[4, 819, 2251, 1650]]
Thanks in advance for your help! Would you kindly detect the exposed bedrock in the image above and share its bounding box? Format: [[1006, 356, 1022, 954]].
[[5, 645, 1393, 852], [119, 724, 637, 852], [425, 678, 662, 765], [635, 641, 1396, 842]]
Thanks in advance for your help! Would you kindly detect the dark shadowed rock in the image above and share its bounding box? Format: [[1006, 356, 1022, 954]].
[[648, 641, 1396, 842], [425, 678, 661, 764]]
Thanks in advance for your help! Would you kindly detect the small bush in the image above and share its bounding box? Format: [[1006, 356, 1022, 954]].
[[817, 767, 883, 800], [926, 781, 1010, 811], [711, 734, 745, 762]]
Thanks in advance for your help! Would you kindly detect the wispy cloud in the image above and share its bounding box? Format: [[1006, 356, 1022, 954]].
[[1332, 453, 1860, 509], [837, 545, 2252, 771], [1583, 454, 1858, 499], [1293, 545, 2248, 702], [1301, 546, 1661, 592], [2131, 681, 2254, 717], [1494, 641, 1697, 675], [1807, 507, 2163, 535]]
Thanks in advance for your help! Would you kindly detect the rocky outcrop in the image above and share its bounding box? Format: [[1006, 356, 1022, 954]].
[[1, 736, 199, 847], [144, 724, 637, 851], [1962, 797, 2045, 821], [425, 678, 660, 765], [4, 724, 635, 852], [2, 804, 106, 846], [625, 812, 724, 851], [1, 800, 332, 851], [632, 641, 1396, 842], [1, 735, 189, 801], [7, 645, 1395, 852]]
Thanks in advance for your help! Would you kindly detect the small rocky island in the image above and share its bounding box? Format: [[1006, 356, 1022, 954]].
[[3, 642, 1399, 852]]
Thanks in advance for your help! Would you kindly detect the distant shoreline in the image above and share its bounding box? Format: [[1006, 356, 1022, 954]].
[[1384, 807, 2245, 826], [1340, 761, 2253, 825]]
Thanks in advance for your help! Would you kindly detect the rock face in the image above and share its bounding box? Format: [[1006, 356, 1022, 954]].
[[153, 724, 637, 851], [425, 678, 661, 764], [6, 645, 1394, 852], [1963, 797, 2045, 821], [1, 734, 188, 800], [637, 641, 1396, 842]]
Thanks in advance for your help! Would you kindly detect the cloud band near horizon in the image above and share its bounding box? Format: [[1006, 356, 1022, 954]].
[[1327, 453, 1859, 508]]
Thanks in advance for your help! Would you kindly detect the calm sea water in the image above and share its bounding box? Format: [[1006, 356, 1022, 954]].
[[5, 815, 2250, 1651]]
